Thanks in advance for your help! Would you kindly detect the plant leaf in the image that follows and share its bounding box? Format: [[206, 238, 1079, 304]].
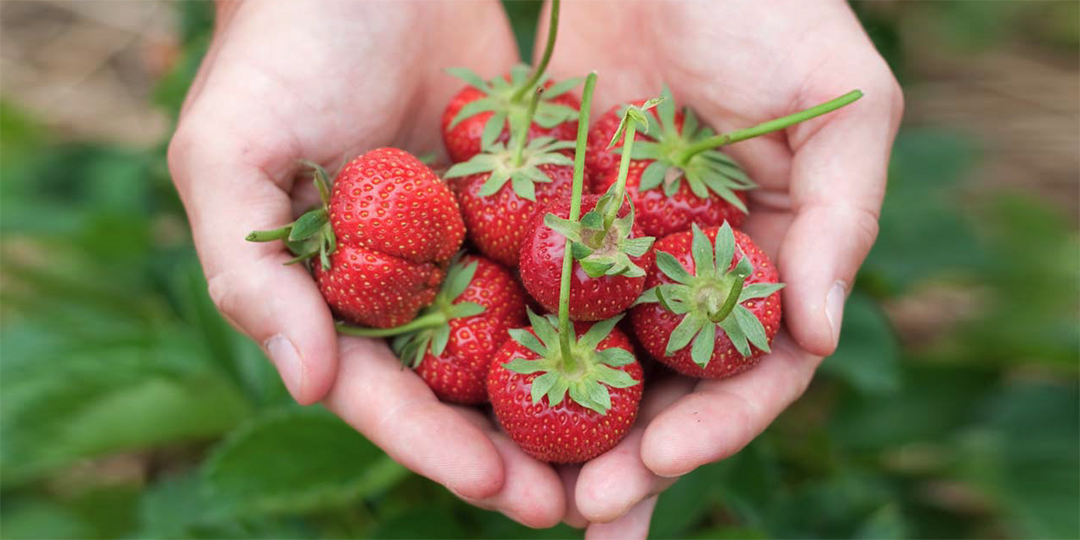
[[656, 251, 693, 284], [639, 161, 668, 192], [445, 67, 492, 92], [690, 321, 717, 367], [733, 305, 770, 353], [530, 372, 559, 404], [666, 312, 706, 355]]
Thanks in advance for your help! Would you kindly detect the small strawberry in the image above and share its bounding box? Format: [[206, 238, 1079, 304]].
[[488, 311, 643, 463], [339, 255, 527, 404], [442, 0, 580, 163], [519, 98, 661, 320], [631, 223, 783, 379], [247, 148, 465, 328], [520, 194, 653, 321]]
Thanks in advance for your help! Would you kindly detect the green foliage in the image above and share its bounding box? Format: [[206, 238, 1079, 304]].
[[1, 2, 1077, 540]]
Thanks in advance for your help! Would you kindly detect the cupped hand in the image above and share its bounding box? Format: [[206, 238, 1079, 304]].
[[539, 0, 904, 536], [168, 0, 570, 527]]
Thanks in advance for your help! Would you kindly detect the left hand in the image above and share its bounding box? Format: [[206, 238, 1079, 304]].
[[537, 1, 904, 537]]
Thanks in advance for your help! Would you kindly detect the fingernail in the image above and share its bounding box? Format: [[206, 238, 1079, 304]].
[[825, 281, 847, 348], [265, 334, 305, 401]]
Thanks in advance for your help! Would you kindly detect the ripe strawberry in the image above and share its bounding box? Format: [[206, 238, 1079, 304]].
[[519, 194, 654, 321], [488, 311, 643, 463], [631, 223, 782, 379], [443, 74, 581, 164], [247, 148, 465, 328], [585, 87, 752, 238], [446, 138, 575, 267], [340, 255, 527, 404]]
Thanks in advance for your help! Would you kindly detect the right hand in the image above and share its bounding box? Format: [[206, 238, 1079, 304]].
[[168, 0, 571, 527]]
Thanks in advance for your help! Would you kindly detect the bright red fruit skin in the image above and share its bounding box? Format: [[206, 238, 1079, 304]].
[[415, 256, 527, 404], [586, 102, 747, 238], [313, 148, 466, 328], [631, 226, 781, 379], [592, 161, 748, 238], [519, 195, 654, 321], [441, 82, 581, 164], [449, 164, 574, 268], [487, 323, 644, 463]]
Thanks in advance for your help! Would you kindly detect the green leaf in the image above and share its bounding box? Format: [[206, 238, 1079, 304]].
[[530, 372, 559, 404], [657, 86, 677, 132], [508, 328, 546, 356], [684, 170, 710, 199], [445, 67, 492, 92], [579, 315, 623, 350], [444, 154, 499, 178], [503, 358, 548, 375], [481, 112, 507, 151], [431, 323, 451, 357], [451, 301, 485, 319], [732, 305, 771, 353], [203, 408, 406, 515], [691, 224, 716, 278], [287, 208, 327, 242], [656, 251, 693, 284], [666, 312, 706, 354], [478, 169, 511, 197], [584, 379, 612, 412], [547, 377, 570, 407], [691, 321, 717, 367], [718, 317, 751, 357], [510, 170, 537, 201], [739, 283, 785, 302], [683, 106, 699, 137], [445, 260, 479, 299], [544, 77, 584, 98], [527, 308, 559, 348], [568, 382, 606, 414], [598, 347, 635, 367], [448, 97, 500, 129], [594, 364, 638, 388], [621, 236, 655, 258], [639, 160, 668, 191]]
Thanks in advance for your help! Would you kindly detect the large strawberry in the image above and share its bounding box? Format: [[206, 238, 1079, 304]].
[[631, 223, 783, 379], [519, 99, 660, 320], [442, 0, 580, 163], [339, 255, 527, 404], [246, 148, 465, 328], [488, 311, 643, 463]]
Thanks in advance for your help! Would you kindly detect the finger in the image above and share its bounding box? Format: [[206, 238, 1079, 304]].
[[560, 466, 588, 529], [459, 432, 566, 529], [584, 496, 658, 540], [168, 127, 339, 405], [322, 336, 505, 499], [641, 334, 821, 477], [780, 73, 904, 356], [575, 376, 691, 523]]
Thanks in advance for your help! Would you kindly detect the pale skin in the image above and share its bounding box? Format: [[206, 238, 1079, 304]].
[[168, 1, 903, 538]]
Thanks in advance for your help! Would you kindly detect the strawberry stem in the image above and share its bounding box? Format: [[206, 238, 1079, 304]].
[[676, 89, 863, 163], [511, 87, 544, 168], [603, 121, 637, 229], [335, 312, 447, 337], [557, 71, 597, 369], [709, 274, 746, 323], [512, 0, 560, 104], [246, 225, 292, 242]]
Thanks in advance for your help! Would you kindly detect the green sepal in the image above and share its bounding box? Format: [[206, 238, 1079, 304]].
[[245, 161, 337, 271]]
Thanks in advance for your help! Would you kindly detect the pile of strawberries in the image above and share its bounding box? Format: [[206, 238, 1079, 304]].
[[249, 0, 859, 464]]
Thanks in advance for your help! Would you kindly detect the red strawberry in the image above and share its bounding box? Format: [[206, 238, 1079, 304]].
[[519, 194, 654, 321], [585, 87, 752, 238], [631, 223, 782, 379], [487, 312, 643, 463], [448, 157, 574, 268], [338, 255, 526, 404], [443, 76, 581, 164], [247, 148, 465, 328]]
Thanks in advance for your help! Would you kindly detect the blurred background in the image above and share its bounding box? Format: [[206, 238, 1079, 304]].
[[1, 1, 1077, 538]]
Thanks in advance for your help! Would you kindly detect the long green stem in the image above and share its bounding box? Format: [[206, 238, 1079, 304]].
[[511, 88, 543, 167], [676, 89, 863, 162], [710, 274, 746, 323], [557, 71, 597, 370], [335, 312, 446, 337], [512, 0, 560, 103], [246, 225, 292, 242], [603, 122, 637, 229]]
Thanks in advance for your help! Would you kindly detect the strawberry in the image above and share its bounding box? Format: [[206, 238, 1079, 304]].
[[488, 311, 643, 463], [631, 223, 783, 379], [585, 87, 753, 238], [519, 194, 654, 321], [339, 255, 527, 404], [247, 148, 465, 328], [442, 0, 580, 163], [443, 76, 581, 164], [445, 137, 576, 267]]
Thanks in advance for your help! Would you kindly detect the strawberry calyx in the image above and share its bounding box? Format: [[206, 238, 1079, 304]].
[[444, 0, 580, 145], [504, 310, 637, 414], [544, 97, 662, 277], [444, 131, 575, 202], [634, 223, 785, 365], [246, 161, 337, 270], [336, 256, 486, 367]]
